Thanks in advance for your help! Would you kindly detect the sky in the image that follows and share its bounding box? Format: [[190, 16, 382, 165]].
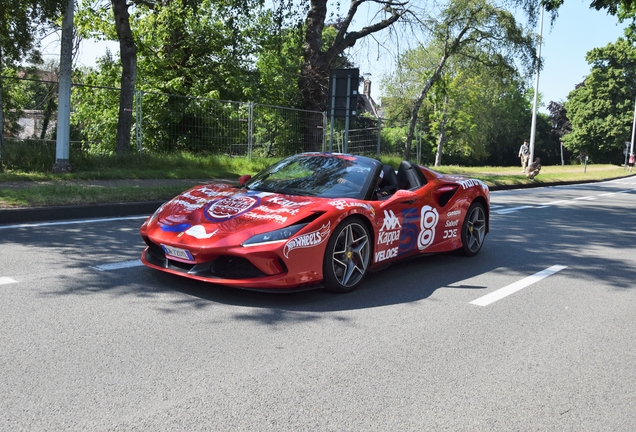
[[44, 0, 627, 115], [535, 1, 627, 109]]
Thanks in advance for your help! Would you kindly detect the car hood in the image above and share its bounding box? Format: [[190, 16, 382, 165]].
[[147, 183, 325, 242]]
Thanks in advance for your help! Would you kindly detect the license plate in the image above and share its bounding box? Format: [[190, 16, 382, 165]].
[[161, 244, 194, 261]]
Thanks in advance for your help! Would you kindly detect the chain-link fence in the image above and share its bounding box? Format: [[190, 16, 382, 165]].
[[1, 76, 429, 168], [1, 78, 328, 158]]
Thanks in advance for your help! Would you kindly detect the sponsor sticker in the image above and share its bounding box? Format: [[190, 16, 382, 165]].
[[378, 210, 401, 246], [183, 225, 219, 239], [329, 200, 375, 215], [205, 195, 261, 222], [457, 179, 487, 190], [283, 222, 330, 258], [380, 209, 401, 231], [375, 246, 399, 262], [418, 205, 439, 250], [266, 196, 312, 207], [244, 212, 288, 224]]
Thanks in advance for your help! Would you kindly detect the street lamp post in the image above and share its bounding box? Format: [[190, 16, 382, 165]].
[[529, 7, 544, 164], [630, 96, 636, 155]]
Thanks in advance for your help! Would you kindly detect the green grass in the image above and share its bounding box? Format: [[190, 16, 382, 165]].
[[0, 184, 205, 208], [432, 164, 631, 187], [0, 153, 633, 208], [0, 152, 274, 182]]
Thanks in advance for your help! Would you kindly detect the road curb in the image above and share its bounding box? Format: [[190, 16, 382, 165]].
[[0, 201, 164, 224]]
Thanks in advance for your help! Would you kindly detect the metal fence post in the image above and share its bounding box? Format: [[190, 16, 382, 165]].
[[248, 101, 254, 160], [377, 118, 381, 157], [135, 90, 143, 153]]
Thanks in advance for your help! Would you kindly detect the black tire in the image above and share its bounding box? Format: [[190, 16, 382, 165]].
[[322, 218, 371, 293], [460, 202, 487, 257]]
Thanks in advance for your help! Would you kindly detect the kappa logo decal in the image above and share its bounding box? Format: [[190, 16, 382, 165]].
[[378, 210, 401, 246], [205, 195, 261, 222], [283, 222, 331, 258], [380, 210, 401, 231]]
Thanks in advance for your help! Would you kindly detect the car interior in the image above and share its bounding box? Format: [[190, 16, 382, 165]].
[[372, 161, 428, 200], [396, 161, 426, 190]]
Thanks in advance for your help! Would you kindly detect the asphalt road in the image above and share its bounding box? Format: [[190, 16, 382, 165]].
[[1, 178, 636, 431]]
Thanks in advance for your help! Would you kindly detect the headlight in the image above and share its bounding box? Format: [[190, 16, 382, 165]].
[[242, 223, 309, 247]]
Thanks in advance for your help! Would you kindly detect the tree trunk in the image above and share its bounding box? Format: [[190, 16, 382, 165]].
[[112, 0, 137, 154], [403, 20, 472, 160], [404, 55, 448, 160], [434, 95, 449, 166], [0, 46, 4, 169], [299, 0, 404, 151]]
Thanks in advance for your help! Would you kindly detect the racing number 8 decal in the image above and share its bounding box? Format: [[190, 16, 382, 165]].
[[418, 205, 439, 250]]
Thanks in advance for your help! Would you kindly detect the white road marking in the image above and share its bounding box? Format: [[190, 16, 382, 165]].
[[470, 265, 567, 306], [0, 215, 149, 230], [0, 277, 18, 285], [92, 260, 144, 271], [492, 205, 534, 214], [541, 199, 568, 205], [494, 187, 636, 213]]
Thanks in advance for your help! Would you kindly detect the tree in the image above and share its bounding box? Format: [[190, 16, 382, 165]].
[[562, 38, 636, 163], [75, 0, 267, 153], [297, 0, 408, 150], [546, 101, 571, 163], [0, 0, 64, 167], [299, 0, 407, 113], [447, 66, 534, 166], [387, 0, 536, 160]]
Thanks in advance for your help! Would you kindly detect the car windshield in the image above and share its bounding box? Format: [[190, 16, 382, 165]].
[[245, 154, 377, 199]]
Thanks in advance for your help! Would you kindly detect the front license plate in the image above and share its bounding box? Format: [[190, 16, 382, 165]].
[[161, 244, 194, 261]]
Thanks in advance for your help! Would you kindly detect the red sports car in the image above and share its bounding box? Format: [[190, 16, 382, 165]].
[[139, 152, 489, 292]]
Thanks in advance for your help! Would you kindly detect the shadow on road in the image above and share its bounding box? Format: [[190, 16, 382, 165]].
[[3, 197, 636, 323]]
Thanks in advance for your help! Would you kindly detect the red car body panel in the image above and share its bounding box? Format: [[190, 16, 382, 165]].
[[140, 154, 489, 291]]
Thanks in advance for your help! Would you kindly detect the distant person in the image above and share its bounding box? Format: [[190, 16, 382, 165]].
[[629, 152, 635, 172], [518, 140, 530, 173], [526, 157, 541, 180]]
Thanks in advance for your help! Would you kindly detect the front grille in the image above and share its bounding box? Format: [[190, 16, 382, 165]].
[[168, 260, 196, 272], [147, 242, 166, 260], [145, 237, 270, 280], [209, 256, 267, 279]]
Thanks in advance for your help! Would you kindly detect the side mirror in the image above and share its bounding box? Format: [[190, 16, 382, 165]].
[[380, 189, 418, 209], [238, 174, 252, 186]]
